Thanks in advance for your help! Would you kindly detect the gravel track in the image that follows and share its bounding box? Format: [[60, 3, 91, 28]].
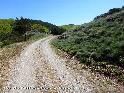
[[40, 36, 94, 93]]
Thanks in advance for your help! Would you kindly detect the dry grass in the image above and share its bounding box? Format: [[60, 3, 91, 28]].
[[0, 41, 31, 92]]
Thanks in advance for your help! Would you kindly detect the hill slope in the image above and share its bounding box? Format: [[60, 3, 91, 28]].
[[52, 6, 124, 85]]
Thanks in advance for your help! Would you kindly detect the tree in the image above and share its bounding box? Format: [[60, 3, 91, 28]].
[[31, 24, 49, 33], [50, 26, 65, 35], [122, 6, 124, 9], [13, 17, 31, 40], [13, 17, 31, 35]]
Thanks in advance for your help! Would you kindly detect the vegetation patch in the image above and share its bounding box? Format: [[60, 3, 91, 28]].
[[0, 17, 65, 48]]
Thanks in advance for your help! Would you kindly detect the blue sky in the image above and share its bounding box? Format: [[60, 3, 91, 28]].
[[0, 0, 123, 25]]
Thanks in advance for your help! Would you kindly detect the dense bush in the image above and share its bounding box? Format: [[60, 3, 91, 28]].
[[61, 24, 80, 31], [0, 19, 14, 38], [94, 6, 124, 20], [30, 19, 65, 35]]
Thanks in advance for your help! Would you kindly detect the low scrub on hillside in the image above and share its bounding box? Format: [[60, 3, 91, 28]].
[[61, 24, 80, 31], [0, 17, 65, 47], [52, 6, 124, 85]]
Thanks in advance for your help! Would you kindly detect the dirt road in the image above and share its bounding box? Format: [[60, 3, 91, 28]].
[[3, 36, 123, 93]]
